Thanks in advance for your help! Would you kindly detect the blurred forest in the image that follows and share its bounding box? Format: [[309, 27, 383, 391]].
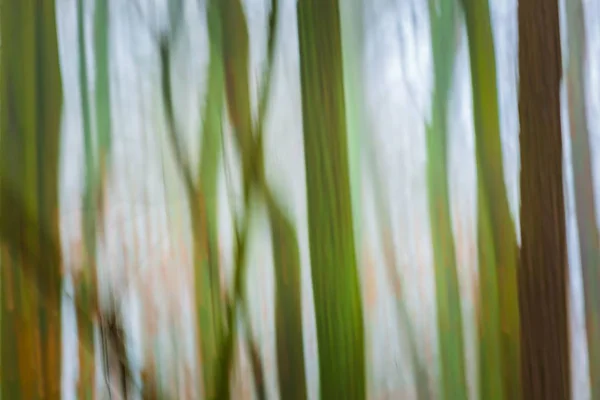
[[1, 0, 600, 399]]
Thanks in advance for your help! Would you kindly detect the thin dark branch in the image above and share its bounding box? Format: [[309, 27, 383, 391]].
[[0, 243, 142, 395], [255, 0, 280, 137], [159, 39, 198, 199], [240, 300, 267, 400]]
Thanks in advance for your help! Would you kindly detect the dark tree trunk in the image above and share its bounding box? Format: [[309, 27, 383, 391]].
[[517, 0, 570, 398]]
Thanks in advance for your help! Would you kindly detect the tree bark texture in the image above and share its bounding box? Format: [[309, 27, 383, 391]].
[[518, 0, 570, 397]]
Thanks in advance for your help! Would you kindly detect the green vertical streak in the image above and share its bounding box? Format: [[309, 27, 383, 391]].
[[0, 0, 61, 398], [0, 1, 24, 398], [565, 0, 600, 395], [461, 0, 521, 398], [159, 1, 229, 397], [34, 0, 64, 397], [22, 0, 39, 264], [266, 193, 307, 400], [1, 0, 63, 395], [474, 182, 504, 399], [427, 1, 468, 399], [94, 0, 111, 228], [262, 1, 307, 397], [297, 0, 366, 398], [0, 251, 2, 400], [76, 0, 93, 225], [196, 1, 226, 397], [22, 1, 43, 394], [214, 199, 252, 400], [4, 1, 32, 398], [76, 0, 97, 396], [0, 0, 26, 254], [218, 0, 307, 398], [339, 0, 364, 247], [221, 0, 252, 184]]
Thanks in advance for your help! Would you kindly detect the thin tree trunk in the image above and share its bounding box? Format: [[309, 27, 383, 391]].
[[518, 0, 570, 397], [94, 0, 112, 241], [461, 0, 521, 398], [90, 2, 113, 395], [159, 2, 227, 396], [565, 0, 600, 396], [218, 0, 307, 398], [297, 0, 366, 397], [76, 0, 98, 397], [266, 193, 307, 400], [426, 0, 467, 398], [195, 1, 226, 396]]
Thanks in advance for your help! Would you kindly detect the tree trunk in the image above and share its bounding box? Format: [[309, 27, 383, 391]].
[[76, 0, 98, 396], [219, 0, 307, 398], [461, 0, 521, 398], [297, 0, 366, 397], [426, 0, 467, 398], [158, 2, 227, 396], [266, 193, 307, 400], [195, 1, 226, 395], [517, 0, 570, 397]]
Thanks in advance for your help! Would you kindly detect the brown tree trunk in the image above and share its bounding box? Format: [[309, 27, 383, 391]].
[[517, 0, 570, 398]]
